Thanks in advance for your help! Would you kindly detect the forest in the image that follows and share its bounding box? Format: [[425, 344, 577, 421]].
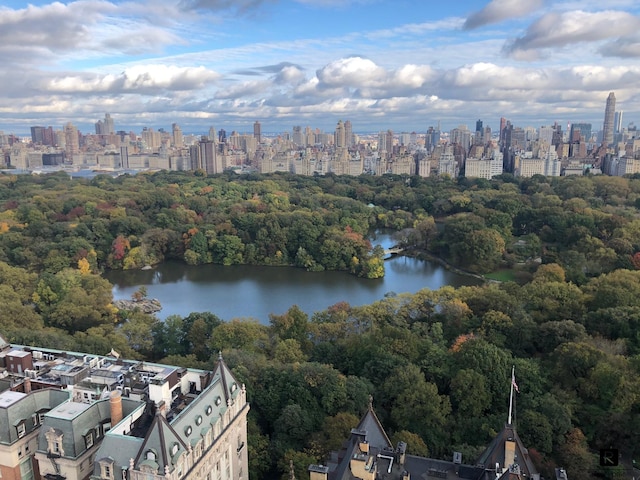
[[1, 170, 640, 479]]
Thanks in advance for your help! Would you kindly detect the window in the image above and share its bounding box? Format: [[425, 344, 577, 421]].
[[20, 458, 34, 480], [16, 421, 26, 438], [146, 450, 157, 461], [84, 432, 94, 449], [185, 426, 192, 437], [46, 427, 65, 456], [171, 443, 179, 456], [230, 383, 237, 393], [195, 415, 202, 426], [31, 413, 40, 426], [215, 396, 222, 406], [99, 459, 115, 480], [206, 405, 212, 415]]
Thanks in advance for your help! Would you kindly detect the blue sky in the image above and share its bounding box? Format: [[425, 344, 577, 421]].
[[1, 0, 640, 135]]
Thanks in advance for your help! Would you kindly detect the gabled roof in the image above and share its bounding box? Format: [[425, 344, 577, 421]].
[[354, 402, 392, 450], [476, 423, 538, 478], [212, 352, 241, 406], [134, 412, 188, 473]]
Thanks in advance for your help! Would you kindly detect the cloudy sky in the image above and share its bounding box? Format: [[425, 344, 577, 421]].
[[1, 0, 640, 136]]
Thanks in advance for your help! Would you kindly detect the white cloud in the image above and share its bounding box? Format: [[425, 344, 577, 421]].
[[505, 10, 640, 57], [45, 65, 219, 94], [464, 0, 544, 29]]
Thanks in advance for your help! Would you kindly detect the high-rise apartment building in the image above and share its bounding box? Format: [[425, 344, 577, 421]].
[[172, 123, 184, 148], [292, 126, 303, 146], [103, 113, 115, 135], [64, 122, 79, 159], [141, 128, 161, 151], [208, 127, 216, 142], [344, 120, 353, 147], [603, 92, 616, 146]]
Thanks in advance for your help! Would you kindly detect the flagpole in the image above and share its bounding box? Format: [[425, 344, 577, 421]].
[[508, 365, 514, 425]]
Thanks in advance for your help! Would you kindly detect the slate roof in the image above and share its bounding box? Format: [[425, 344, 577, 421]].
[[133, 411, 188, 473], [476, 423, 538, 479], [90, 353, 244, 478], [0, 388, 70, 445], [317, 402, 544, 480]]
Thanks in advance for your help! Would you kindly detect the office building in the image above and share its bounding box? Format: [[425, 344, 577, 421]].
[[614, 111, 624, 134], [0, 334, 249, 480]]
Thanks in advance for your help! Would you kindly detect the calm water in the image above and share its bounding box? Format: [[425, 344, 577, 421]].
[[105, 232, 483, 323]]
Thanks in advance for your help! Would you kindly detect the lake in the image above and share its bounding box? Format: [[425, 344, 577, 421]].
[[105, 232, 483, 323]]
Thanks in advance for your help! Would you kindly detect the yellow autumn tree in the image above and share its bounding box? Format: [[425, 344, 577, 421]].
[[77, 257, 91, 275]]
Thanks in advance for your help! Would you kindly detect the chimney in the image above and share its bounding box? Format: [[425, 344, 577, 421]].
[[110, 390, 123, 425], [23, 377, 31, 394], [157, 400, 167, 418], [396, 441, 407, 466], [308, 465, 329, 480]]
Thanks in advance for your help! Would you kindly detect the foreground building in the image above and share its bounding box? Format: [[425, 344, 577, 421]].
[[310, 402, 544, 480], [0, 335, 248, 480]]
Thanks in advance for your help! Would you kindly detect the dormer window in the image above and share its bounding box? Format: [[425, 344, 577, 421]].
[[146, 450, 157, 461], [195, 415, 202, 426], [15, 420, 26, 438], [185, 426, 192, 437], [171, 443, 179, 456], [215, 396, 222, 406], [45, 427, 65, 457], [205, 405, 212, 415], [99, 458, 115, 480], [84, 432, 94, 449], [231, 382, 237, 393]]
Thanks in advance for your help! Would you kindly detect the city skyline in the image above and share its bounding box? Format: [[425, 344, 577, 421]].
[[1, 0, 640, 134]]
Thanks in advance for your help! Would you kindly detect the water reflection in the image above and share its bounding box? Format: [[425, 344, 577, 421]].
[[105, 233, 482, 323]]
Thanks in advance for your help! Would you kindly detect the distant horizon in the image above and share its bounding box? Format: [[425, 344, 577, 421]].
[[1, 1, 639, 134], [3, 116, 612, 139]]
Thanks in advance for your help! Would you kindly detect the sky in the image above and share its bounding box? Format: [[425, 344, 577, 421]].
[[1, 0, 640, 136]]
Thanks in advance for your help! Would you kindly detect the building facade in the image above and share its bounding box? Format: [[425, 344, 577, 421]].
[[0, 335, 249, 480]]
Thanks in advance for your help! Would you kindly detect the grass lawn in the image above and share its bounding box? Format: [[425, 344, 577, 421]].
[[484, 270, 517, 282]]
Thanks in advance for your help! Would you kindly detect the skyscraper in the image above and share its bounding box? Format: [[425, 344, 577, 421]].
[[30, 126, 45, 144], [253, 121, 261, 144], [603, 92, 616, 146], [103, 113, 115, 135], [335, 120, 346, 148], [614, 110, 624, 134]]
